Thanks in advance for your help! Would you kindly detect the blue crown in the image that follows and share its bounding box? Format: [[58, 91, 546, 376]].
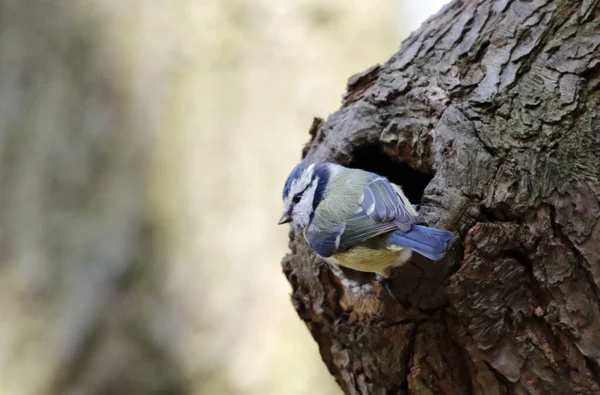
[[282, 160, 308, 199], [282, 160, 331, 216]]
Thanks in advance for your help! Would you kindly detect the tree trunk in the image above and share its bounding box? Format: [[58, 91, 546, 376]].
[[282, 1, 600, 394]]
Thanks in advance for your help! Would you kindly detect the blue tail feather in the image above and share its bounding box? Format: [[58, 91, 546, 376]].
[[388, 225, 454, 261]]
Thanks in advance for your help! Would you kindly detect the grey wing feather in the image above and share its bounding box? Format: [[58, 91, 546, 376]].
[[305, 224, 345, 258], [337, 214, 397, 249], [362, 178, 415, 231], [338, 177, 417, 250]]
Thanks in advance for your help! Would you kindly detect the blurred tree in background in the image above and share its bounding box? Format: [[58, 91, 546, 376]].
[[0, 2, 185, 394], [0, 0, 444, 394]]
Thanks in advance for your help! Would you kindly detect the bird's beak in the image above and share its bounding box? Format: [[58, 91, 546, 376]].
[[278, 213, 292, 225]]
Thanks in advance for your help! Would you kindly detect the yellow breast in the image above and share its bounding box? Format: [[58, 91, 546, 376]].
[[328, 246, 412, 277]]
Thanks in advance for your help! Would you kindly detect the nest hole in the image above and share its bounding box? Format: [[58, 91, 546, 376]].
[[347, 145, 433, 205]]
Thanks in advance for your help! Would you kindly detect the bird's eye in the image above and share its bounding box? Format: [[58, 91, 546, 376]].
[[292, 194, 301, 203]]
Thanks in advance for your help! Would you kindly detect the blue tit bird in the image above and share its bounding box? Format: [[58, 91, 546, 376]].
[[278, 160, 455, 283]]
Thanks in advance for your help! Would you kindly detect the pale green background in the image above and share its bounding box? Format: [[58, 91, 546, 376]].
[[0, 1, 447, 394]]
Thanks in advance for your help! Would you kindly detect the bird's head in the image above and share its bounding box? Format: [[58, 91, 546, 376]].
[[279, 160, 329, 230]]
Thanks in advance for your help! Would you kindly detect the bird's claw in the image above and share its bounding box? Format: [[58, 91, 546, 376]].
[[375, 274, 403, 305]]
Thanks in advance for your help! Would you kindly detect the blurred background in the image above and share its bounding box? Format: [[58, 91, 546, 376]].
[[0, 1, 447, 394]]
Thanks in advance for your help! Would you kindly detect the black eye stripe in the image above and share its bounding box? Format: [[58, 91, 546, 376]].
[[292, 184, 311, 201]]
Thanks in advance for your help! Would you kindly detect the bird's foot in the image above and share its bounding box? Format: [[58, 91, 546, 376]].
[[375, 274, 409, 307]]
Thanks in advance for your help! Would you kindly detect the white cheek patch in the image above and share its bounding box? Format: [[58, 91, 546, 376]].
[[292, 177, 319, 229], [288, 169, 314, 203], [287, 180, 299, 204]]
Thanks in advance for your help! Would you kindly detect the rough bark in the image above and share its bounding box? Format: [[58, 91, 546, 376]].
[[282, 1, 600, 394]]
